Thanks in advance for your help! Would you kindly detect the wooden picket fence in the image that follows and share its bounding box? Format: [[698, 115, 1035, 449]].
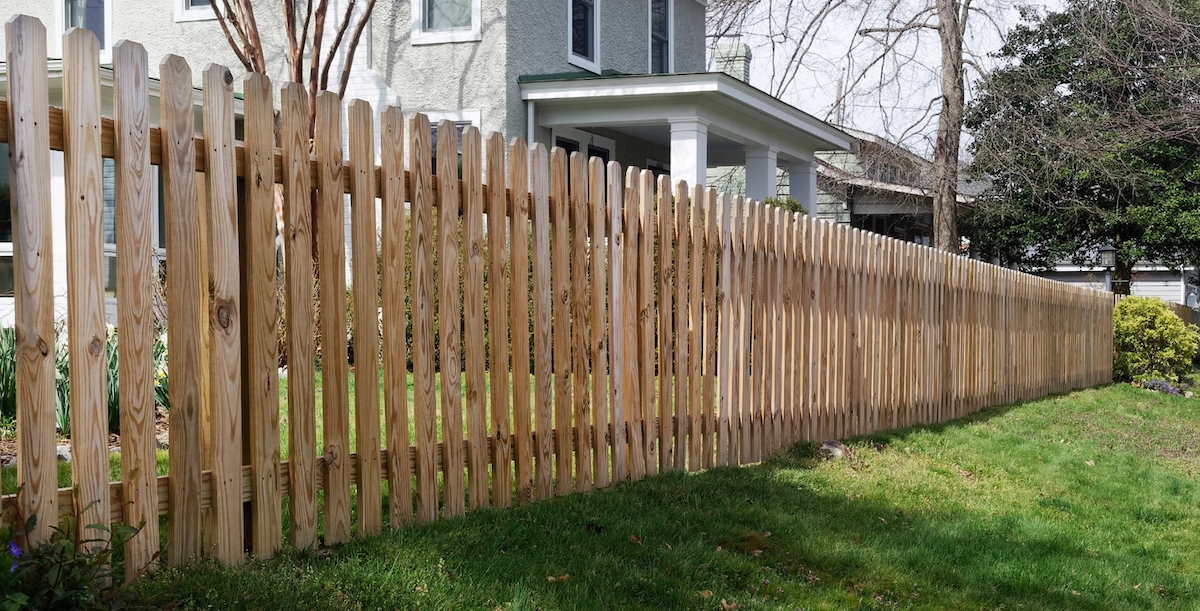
[[0, 16, 1114, 577]]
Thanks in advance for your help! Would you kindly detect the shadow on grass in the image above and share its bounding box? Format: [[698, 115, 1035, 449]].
[[147, 402, 1197, 611]]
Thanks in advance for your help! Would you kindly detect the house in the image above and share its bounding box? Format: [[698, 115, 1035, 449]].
[[0, 0, 852, 324]]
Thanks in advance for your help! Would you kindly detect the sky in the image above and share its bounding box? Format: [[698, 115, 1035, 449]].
[[714, 0, 1063, 158]]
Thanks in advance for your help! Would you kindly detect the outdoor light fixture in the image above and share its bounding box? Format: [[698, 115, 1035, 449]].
[[1098, 244, 1117, 269]]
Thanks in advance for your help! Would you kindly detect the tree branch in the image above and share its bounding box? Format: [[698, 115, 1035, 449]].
[[337, 0, 378, 99], [319, 0, 358, 92]]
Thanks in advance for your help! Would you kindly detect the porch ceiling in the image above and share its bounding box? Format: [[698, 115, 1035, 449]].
[[520, 72, 852, 164]]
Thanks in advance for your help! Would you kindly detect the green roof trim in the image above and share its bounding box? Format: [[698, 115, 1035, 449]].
[[518, 69, 625, 83]]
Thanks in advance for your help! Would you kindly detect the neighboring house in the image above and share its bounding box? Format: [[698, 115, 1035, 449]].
[[0, 0, 853, 324], [1037, 264, 1200, 306]]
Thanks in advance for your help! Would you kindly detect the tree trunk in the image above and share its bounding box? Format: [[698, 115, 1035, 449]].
[[932, 0, 964, 253], [1113, 258, 1133, 295]]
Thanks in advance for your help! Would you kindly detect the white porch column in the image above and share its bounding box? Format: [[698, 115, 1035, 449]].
[[669, 118, 709, 187], [789, 159, 818, 211], [745, 145, 778, 202]]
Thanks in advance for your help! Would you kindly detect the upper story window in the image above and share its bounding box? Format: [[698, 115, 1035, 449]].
[[412, 0, 482, 45], [650, 0, 671, 73], [569, 0, 600, 73], [176, 0, 216, 23], [63, 0, 109, 50]]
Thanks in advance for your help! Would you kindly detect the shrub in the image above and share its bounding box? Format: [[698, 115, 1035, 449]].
[[1113, 296, 1200, 383], [764, 195, 809, 215], [1143, 379, 1183, 395], [1, 489, 164, 610]]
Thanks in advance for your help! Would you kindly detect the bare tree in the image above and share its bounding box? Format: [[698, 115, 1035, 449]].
[[709, 0, 1008, 252], [210, 0, 378, 262]]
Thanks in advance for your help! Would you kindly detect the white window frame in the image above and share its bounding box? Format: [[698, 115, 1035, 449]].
[[551, 127, 616, 161], [648, 0, 673, 74], [411, 0, 482, 45], [424, 109, 482, 129], [57, 0, 114, 61], [175, 0, 217, 23], [568, 0, 602, 74]]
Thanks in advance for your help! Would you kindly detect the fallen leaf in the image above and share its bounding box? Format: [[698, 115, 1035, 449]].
[[1085, 460, 1095, 466], [716, 545, 724, 552], [699, 590, 713, 598], [720, 599, 740, 610], [630, 534, 642, 544], [1134, 583, 1141, 590], [879, 517, 887, 523], [547, 574, 569, 583], [1072, 590, 1080, 596]]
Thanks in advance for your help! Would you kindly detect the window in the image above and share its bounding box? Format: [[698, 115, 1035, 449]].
[[552, 127, 615, 165], [425, 110, 481, 177], [63, 0, 109, 50], [101, 160, 166, 297], [176, 0, 215, 23], [0, 144, 12, 298], [569, 0, 600, 72], [412, 0, 482, 45], [649, 0, 671, 73]]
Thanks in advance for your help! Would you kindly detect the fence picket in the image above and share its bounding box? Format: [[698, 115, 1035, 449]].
[[570, 152, 593, 491], [201, 64, 244, 563], [316, 92, 351, 542], [112, 40, 158, 576], [657, 175, 675, 472], [550, 148, 572, 496], [531, 144, 554, 499], [380, 107, 411, 527], [63, 27, 111, 553], [463, 127, 487, 510], [160, 53, 203, 563], [687, 184, 704, 471], [674, 181, 690, 471], [437, 120, 465, 518], [590, 158, 611, 488], [702, 189, 720, 469], [508, 138, 534, 504], [638, 170, 658, 476], [409, 114, 438, 523], [349, 100, 382, 533], [487, 133, 513, 508], [242, 72, 282, 555]]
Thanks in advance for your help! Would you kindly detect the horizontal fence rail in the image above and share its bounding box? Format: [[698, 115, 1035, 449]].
[[0, 16, 1115, 577]]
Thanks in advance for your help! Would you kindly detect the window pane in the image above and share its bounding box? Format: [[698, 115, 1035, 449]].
[[426, 0, 472, 30], [555, 137, 580, 157], [188, 0, 210, 7], [0, 143, 10, 244], [572, 0, 593, 60], [651, 0, 667, 37], [103, 158, 116, 245], [64, 0, 106, 48], [586, 144, 610, 165], [651, 40, 667, 73], [0, 257, 12, 298]]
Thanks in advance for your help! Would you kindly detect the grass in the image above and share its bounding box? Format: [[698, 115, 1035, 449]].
[[135, 383, 1200, 610]]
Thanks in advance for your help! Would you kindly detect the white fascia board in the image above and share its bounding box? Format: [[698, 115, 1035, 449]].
[[521, 73, 852, 151]]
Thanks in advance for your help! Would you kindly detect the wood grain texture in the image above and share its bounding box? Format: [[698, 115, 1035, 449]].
[[717, 192, 734, 467], [201, 64, 244, 564], [702, 190, 720, 469], [462, 126, 488, 509], [436, 120, 465, 518], [409, 114, 438, 523], [6, 16, 57, 544], [508, 138, 533, 505], [687, 184, 703, 472], [530, 144, 554, 500], [637, 171, 658, 476], [486, 133, 512, 508], [608, 162, 630, 482], [280, 82, 318, 547], [673, 181, 690, 471], [623, 166, 646, 481], [380, 106, 412, 527], [569, 153, 593, 492], [315, 91, 350, 543], [349, 100, 382, 533], [159, 53, 203, 564], [656, 175, 674, 472], [589, 158, 610, 488], [63, 28, 111, 551], [111, 40, 158, 575], [746, 200, 761, 463], [550, 148, 573, 496], [241, 72, 282, 557]]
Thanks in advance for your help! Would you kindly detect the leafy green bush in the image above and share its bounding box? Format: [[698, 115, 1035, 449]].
[[764, 195, 809, 215], [1, 489, 164, 610], [1113, 296, 1199, 383]]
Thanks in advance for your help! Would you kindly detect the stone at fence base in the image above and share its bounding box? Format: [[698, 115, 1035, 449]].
[[0, 454, 15, 468], [156, 431, 170, 449], [818, 440, 850, 460], [1187, 391, 1195, 398], [56, 445, 71, 463]]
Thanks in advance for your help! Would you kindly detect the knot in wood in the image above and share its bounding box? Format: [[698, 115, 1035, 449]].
[[37, 338, 49, 356], [222, 69, 233, 86], [217, 304, 231, 329], [89, 336, 103, 356]]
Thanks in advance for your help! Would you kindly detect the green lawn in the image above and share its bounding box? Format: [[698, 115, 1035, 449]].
[[137, 383, 1200, 610]]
